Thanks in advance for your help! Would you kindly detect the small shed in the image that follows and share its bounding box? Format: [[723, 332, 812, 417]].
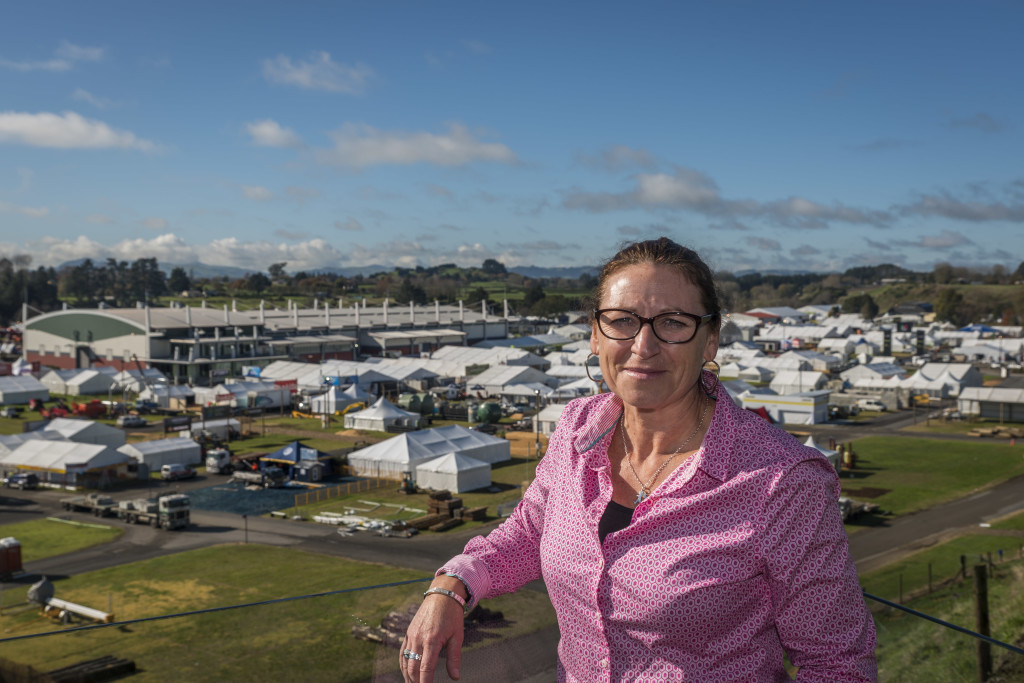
[[415, 452, 491, 493]]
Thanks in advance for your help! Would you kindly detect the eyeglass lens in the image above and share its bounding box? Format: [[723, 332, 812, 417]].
[[597, 310, 698, 343]]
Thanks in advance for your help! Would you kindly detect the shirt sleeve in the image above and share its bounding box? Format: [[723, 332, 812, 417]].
[[759, 457, 878, 682], [438, 399, 580, 607]]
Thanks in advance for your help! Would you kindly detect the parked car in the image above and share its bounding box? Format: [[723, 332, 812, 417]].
[[3, 472, 39, 490], [117, 414, 148, 428], [161, 464, 197, 481], [0, 406, 21, 418]]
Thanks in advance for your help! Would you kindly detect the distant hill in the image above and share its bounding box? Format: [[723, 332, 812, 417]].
[[509, 265, 599, 279]]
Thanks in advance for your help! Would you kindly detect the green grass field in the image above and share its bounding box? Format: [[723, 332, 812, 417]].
[[841, 437, 1024, 527], [0, 518, 122, 566], [0, 545, 557, 682]]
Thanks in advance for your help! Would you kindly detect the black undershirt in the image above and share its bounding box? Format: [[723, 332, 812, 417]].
[[598, 500, 634, 543]]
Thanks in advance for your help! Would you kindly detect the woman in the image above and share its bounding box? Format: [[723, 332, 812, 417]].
[[402, 237, 876, 681]]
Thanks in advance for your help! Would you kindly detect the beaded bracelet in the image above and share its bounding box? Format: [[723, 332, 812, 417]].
[[423, 586, 468, 613]]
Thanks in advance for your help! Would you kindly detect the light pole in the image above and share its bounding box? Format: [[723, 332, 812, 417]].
[[534, 389, 542, 458], [242, 514, 248, 544]]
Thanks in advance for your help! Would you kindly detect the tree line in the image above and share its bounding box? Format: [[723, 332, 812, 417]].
[[2, 254, 1024, 328]]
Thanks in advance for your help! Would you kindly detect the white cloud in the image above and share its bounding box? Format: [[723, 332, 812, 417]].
[[576, 145, 659, 172], [0, 201, 48, 218], [71, 88, 116, 109], [0, 57, 71, 72], [0, 111, 157, 151], [142, 217, 168, 230], [334, 218, 364, 231], [262, 51, 373, 94], [563, 167, 891, 228], [56, 41, 105, 62], [242, 185, 273, 201], [245, 119, 302, 148], [0, 41, 104, 72], [317, 122, 518, 167]]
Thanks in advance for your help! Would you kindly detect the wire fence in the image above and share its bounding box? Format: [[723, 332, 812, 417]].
[[292, 476, 394, 508]]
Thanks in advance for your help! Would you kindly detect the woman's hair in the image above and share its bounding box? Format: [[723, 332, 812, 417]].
[[588, 237, 722, 325]]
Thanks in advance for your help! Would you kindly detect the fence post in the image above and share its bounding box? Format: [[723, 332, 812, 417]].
[[974, 564, 991, 682], [961, 555, 967, 581]]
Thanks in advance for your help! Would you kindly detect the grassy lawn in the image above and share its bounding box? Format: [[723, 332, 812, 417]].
[[871, 558, 1024, 681], [901, 416, 1023, 436], [0, 518, 122, 565], [291, 455, 542, 530], [840, 437, 1024, 529], [0, 545, 557, 682], [859, 534, 1024, 601]]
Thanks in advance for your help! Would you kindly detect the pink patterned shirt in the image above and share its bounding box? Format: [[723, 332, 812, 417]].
[[441, 387, 877, 681]]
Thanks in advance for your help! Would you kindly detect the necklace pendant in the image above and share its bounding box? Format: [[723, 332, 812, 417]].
[[633, 488, 648, 505]]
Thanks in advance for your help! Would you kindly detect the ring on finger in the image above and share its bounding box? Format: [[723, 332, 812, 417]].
[[402, 649, 423, 661]]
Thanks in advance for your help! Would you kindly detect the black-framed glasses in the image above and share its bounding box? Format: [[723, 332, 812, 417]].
[[594, 308, 715, 344]]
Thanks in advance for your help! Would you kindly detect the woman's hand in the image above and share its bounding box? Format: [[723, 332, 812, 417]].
[[401, 579, 467, 682]]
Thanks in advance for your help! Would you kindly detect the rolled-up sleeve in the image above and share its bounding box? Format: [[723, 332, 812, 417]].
[[759, 458, 877, 681]]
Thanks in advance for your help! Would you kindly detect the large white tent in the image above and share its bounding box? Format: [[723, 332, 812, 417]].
[[138, 383, 194, 409], [343, 397, 420, 431], [0, 431, 67, 456], [64, 370, 118, 396], [42, 418, 126, 448], [415, 452, 491, 493], [0, 375, 49, 405], [118, 437, 202, 470], [347, 424, 510, 479], [309, 384, 372, 414], [0, 439, 132, 487]]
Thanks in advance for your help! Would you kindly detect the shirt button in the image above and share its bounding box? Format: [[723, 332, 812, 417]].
[[599, 658, 609, 669]]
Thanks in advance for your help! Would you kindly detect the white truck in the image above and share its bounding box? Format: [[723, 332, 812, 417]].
[[856, 398, 886, 412], [117, 494, 191, 530], [205, 448, 235, 474], [60, 492, 118, 517]]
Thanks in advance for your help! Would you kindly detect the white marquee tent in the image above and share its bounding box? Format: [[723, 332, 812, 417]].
[[0, 375, 49, 405], [343, 397, 420, 431], [42, 418, 126, 448], [414, 452, 491, 493], [347, 424, 509, 479], [118, 438, 202, 470], [0, 439, 132, 487]]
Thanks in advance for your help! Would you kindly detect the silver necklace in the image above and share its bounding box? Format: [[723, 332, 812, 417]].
[[621, 395, 710, 505]]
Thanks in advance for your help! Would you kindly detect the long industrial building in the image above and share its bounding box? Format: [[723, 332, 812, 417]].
[[22, 298, 521, 386]]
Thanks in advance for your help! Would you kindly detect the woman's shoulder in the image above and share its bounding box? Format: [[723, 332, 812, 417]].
[[711, 392, 829, 473]]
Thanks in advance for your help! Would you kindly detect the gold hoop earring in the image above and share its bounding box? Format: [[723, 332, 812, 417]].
[[585, 352, 601, 384], [701, 359, 721, 397]]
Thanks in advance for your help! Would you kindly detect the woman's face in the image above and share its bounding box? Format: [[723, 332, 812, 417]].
[[590, 263, 719, 413]]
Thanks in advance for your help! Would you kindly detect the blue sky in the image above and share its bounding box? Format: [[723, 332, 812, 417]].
[[1, 1, 1022, 276]]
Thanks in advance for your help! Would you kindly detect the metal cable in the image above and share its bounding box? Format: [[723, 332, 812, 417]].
[[0, 576, 433, 644], [864, 591, 1024, 655]]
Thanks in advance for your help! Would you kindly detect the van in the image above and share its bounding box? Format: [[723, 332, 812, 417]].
[[161, 464, 196, 481], [856, 399, 886, 412], [4, 472, 39, 490]]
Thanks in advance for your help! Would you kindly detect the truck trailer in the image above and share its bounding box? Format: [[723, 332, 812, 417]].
[[117, 494, 190, 530], [60, 493, 117, 517]]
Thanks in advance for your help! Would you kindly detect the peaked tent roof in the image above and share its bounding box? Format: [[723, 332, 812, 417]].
[[349, 397, 418, 420]]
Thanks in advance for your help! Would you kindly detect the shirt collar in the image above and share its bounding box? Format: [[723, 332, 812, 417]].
[[572, 386, 739, 483]]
